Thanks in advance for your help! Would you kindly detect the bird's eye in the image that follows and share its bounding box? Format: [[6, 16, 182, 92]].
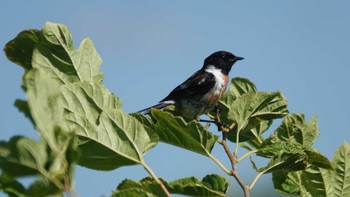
[[222, 55, 226, 59]]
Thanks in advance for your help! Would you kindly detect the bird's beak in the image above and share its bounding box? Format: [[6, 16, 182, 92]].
[[235, 56, 244, 61]]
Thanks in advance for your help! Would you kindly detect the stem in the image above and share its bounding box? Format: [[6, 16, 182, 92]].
[[237, 150, 259, 163], [143, 162, 171, 197], [249, 161, 282, 190], [249, 171, 264, 190], [214, 105, 250, 196], [234, 129, 241, 157], [222, 133, 250, 197], [208, 153, 232, 175]]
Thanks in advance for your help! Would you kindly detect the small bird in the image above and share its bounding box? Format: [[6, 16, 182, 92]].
[[138, 51, 244, 121]]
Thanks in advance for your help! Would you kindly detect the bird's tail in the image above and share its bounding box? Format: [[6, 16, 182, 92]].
[[137, 100, 175, 114]]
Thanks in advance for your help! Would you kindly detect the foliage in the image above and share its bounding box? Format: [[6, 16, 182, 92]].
[[1, 22, 349, 197]]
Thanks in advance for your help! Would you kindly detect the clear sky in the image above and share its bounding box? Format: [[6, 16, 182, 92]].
[[1, 1, 349, 197]]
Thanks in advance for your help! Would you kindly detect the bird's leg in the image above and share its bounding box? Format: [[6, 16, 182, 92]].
[[199, 119, 218, 124], [199, 104, 228, 132], [214, 104, 227, 131]]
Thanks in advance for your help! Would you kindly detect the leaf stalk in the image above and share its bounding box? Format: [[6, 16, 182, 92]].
[[142, 162, 171, 197]]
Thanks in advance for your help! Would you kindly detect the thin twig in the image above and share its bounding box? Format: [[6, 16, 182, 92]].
[[237, 150, 259, 163], [142, 162, 171, 197], [249, 161, 283, 190], [208, 153, 233, 175], [234, 130, 241, 158]]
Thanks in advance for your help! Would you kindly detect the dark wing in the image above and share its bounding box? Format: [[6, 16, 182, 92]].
[[161, 69, 216, 102]]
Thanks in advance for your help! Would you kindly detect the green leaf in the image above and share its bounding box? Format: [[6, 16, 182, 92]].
[[304, 149, 332, 170], [5, 22, 161, 195], [210, 77, 258, 133], [14, 99, 34, 126], [150, 109, 219, 156], [225, 91, 288, 143], [330, 142, 350, 197], [10, 22, 156, 171], [243, 120, 273, 148], [76, 108, 156, 169], [201, 174, 230, 194], [32, 22, 103, 85], [273, 142, 350, 197], [228, 91, 288, 130], [211, 78, 287, 143], [115, 178, 165, 197], [273, 167, 330, 197], [169, 175, 229, 196], [114, 175, 229, 197], [4, 29, 41, 70], [259, 114, 331, 172], [263, 151, 308, 173], [59, 82, 156, 170], [220, 77, 257, 104], [272, 171, 301, 195], [263, 114, 319, 147], [0, 136, 48, 177], [6, 22, 105, 87], [112, 189, 157, 197], [61, 82, 122, 119], [0, 132, 76, 196], [24, 69, 68, 151], [300, 167, 329, 197], [0, 173, 26, 197], [169, 174, 229, 196], [25, 178, 62, 197]]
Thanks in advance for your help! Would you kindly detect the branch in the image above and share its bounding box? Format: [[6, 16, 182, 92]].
[[214, 105, 250, 197], [222, 133, 250, 197]]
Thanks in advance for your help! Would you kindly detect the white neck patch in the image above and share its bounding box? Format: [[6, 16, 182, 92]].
[[205, 65, 226, 95]]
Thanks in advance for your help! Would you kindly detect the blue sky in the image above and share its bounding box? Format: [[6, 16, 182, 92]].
[[1, 1, 349, 196]]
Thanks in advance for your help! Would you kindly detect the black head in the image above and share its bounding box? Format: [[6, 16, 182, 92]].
[[203, 51, 244, 75]]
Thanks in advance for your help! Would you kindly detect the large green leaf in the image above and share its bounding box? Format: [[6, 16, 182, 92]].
[[113, 174, 229, 197], [0, 68, 77, 196], [149, 109, 218, 156], [60, 82, 156, 170], [263, 114, 319, 147], [24, 69, 67, 150], [263, 151, 308, 173], [213, 78, 287, 144], [226, 91, 288, 143], [227, 91, 288, 130], [256, 114, 331, 189], [273, 142, 350, 197], [32, 22, 104, 85], [220, 77, 257, 105], [273, 166, 330, 197], [5, 22, 157, 171]]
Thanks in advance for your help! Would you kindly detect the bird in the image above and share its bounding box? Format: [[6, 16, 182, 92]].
[[138, 51, 244, 121]]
